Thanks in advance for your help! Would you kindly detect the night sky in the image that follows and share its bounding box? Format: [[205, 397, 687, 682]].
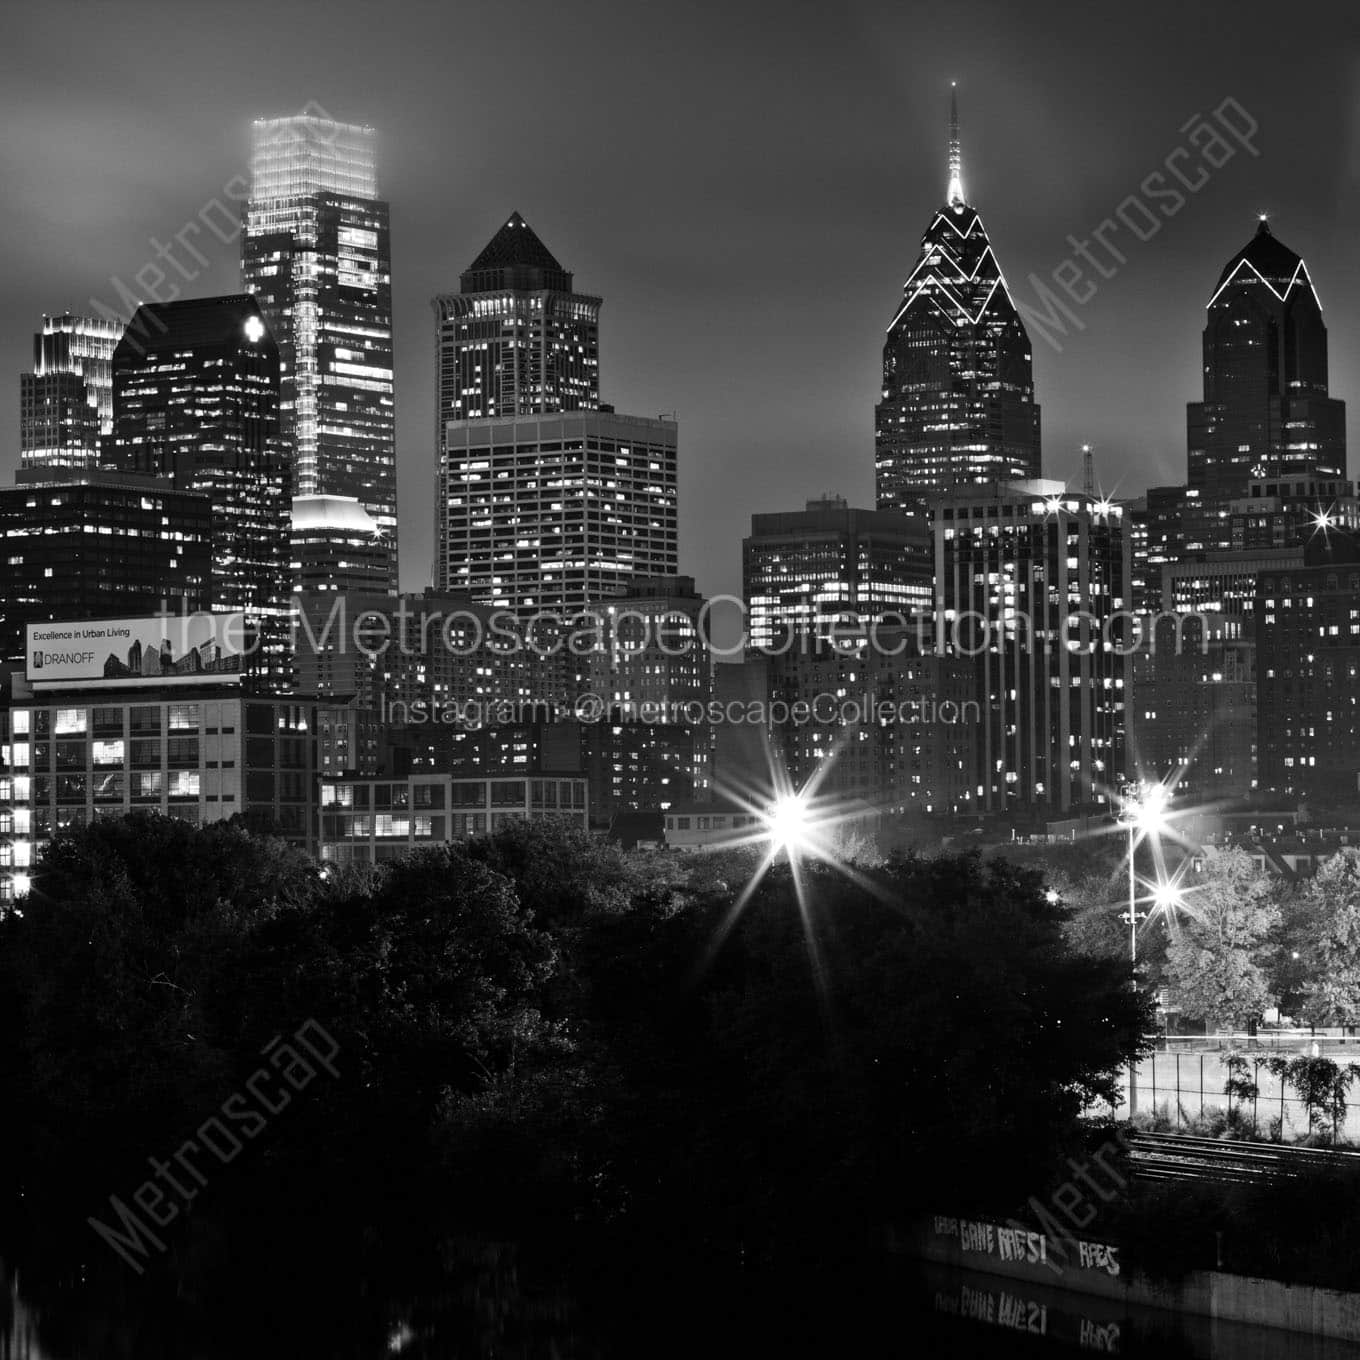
[[4, 0, 1359, 601]]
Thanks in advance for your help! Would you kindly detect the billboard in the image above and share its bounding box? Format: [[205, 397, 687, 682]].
[[26, 613, 247, 689]]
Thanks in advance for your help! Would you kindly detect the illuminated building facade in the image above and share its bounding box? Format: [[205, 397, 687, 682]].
[[742, 497, 932, 651], [433, 212, 600, 425], [291, 493, 393, 595], [108, 295, 293, 690], [875, 91, 1041, 513], [438, 411, 678, 616], [933, 480, 1130, 812], [586, 575, 714, 807], [242, 115, 396, 583], [1255, 533, 1360, 801], [0, 469, 212, 665], [0, 689, 321, 908], [319, 772, 589, 865], [1188, 219, 1346, 503], [19, 313, 121, 470]]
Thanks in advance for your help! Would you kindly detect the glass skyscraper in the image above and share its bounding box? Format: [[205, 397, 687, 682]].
[[19, 313, 121, 470], [1187, 218, 1345, 501], [875, 92, 1041, 513], [107, 295, 293, 691], [242, 115, 397, 586]]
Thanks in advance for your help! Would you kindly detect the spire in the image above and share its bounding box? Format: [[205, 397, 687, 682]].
[[946, 82, 965, 208]]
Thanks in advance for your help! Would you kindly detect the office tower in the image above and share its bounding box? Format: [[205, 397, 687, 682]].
[[242, 114, 396, 583], [590, 575, 711, 712], [875, 90, 1041, 513], [1255, 532, 1360, 799], [438, 411, 678, 616], [586, 575, 715, 810], [1130, 615, 1256, 804], [932, 480, 1130, 812], [0, 468, 213, 664], [742, 496, 932, 651], [433, 212, 601, 424], [108, 295, 293, 690], [291, 494, 393, 594], [765, 634, 975, 817], [19, 314, 121, 470], [1188, 218, 1345, 503]]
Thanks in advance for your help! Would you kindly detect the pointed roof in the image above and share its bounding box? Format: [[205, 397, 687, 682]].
[[946, 83, 965, 208], [1210, 217, 1318, 307], [460, 212, 574, 293]]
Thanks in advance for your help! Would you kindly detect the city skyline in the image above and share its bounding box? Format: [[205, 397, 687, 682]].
[[3, 0, 1358, 612]]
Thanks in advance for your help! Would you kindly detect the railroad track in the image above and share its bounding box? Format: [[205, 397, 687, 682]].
[[1127, 1131, 1360, 1185]]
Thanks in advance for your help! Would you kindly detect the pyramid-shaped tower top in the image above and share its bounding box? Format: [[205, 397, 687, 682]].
[[946, 83, 966, 209], [461, 211, 575, 294], [1209, 216, 1317, 307]]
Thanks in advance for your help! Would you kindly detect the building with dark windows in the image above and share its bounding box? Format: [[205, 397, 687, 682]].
[[875, 91, 1041, 513], [433, 212, 601, 426], [242, 115, 396, 584], [0, 469, 212, 665], [107, 295, 293, 691], [1130, 615, 1256, 804], [1255, 532, 1360, 802], [438, 411, 678, 616], [763, 636, 975, 817], [932, 480, 1130, 813], [19, 313, 121, 470], [1188, 219, 1346, 504], [742, 496, 932, 652]]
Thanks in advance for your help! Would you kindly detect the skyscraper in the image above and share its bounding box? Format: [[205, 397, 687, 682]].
[[742, 496, 932, 651], [438, 411, 678, 615], [875, 90, 1041, 512], [0, 468, 212, 665], [1256, 532, 1360, 799], [1187, 218, 1346, 502], [432, 212, 601, 426], [932, 480, 1129, 812], [108, 295, 293, 690], [242, 114, 397, 584], [434, 215, 674, 617], [19, 313, 121, 470]]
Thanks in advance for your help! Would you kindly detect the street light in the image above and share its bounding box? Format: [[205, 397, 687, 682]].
[[762, 792, 814, 855], [1151, 882, 1186, 915], [1117, 780, 1171, 973]]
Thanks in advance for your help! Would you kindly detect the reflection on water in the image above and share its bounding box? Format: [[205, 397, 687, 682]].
[[8, 1247, 1360, 1358]]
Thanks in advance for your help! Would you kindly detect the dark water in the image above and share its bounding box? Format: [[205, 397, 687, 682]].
[[7, 1249, 1360, 1360]]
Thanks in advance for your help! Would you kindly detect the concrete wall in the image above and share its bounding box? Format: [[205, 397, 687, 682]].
[[907, 1214, 1360, 1342]]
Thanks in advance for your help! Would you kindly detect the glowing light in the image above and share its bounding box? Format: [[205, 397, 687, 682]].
[[12, 872, 31, 896], [1044, 887, 1061, 905], [1152, 882, 1185, 914], [763, 793, 814, 854], [244, 315, 265, 344], [1119, 780, 1170, 837]]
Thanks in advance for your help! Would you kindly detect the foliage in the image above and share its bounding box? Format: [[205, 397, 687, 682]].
[[1292, 848, 1360, 1026], [1223, 1051, 1260, 1114], [1265, 1056, 1360, 1144], [0, 816, 1151, 1274], [1163, 849, 1280, 1028]]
